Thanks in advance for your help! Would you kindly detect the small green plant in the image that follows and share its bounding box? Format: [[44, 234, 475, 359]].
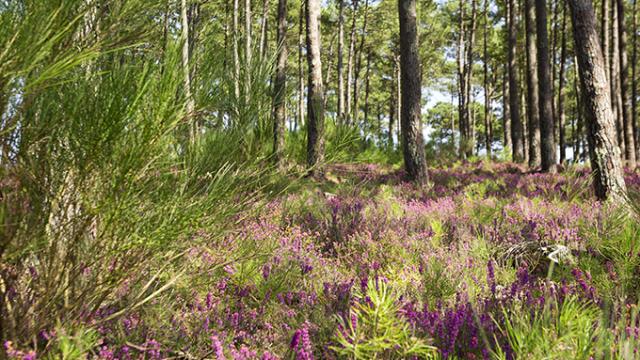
[[45, 325, 99, 360], [333, 279, 437, 359], [493, 296, 600, 360]]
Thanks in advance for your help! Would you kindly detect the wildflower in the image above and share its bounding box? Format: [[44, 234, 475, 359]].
[[486, 260, 496, 295]]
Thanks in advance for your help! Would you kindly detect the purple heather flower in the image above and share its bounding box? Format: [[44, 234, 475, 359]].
[[211, 335, 225, 359], [487, 260, 496, 295]]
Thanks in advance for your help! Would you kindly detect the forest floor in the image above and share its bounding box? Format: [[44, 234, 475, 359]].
[[14, 162, 640, 359]]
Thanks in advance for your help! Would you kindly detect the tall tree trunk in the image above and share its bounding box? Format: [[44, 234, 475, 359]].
[[395, 54, 402, 143], [306, 0, 325, 175], [337, 0, 346, 124], [272, 0, 288, 167], [536, 0, 557, 172], [503, 68, 512, 151], [508, 0, 525, 162], [233, 0, 241, 115], [633, 0, 639, 160], [297, 1, 305, 131], [363, 50, 372, 131], [525, 0, 541, 167], [258, 0, 270, 64], [483, 0, 492, 158], [324, 34, 337, 107], [557, 2, 568, 163], [346, 0, 359, 125], [611, 0, 625, 154], [244, 0, 252, 104], [575, 56, 585, 162], [458, 0, 468, 158], [601, 0, 611, 81], [465, 0, 478, 158], [617, 0, 637, 167], [353, 0, 370, 125], [398, 0, 428, 182], [568, 0, 627, 202], [389, 79, 396, 147], [181, 0, 196, 139]]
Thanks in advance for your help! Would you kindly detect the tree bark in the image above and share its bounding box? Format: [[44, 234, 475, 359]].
[[601, 0, 611, 81], [508, 0, 525, 162], [611, 0, 625, 154], [272, 0, 288, 167], [337, 0, 346, 124], [483, 0, 492, 158], [258, 0, 270, 65], [346, 0, 359, 125], [353, 0, 370, 125], [389, 79, 396, 147], [363, 50, 372, 131], [503, 68, 512, 151], [306, 0, 325, 175], [233, 0, 241, 114], [536, 0, 557, 172], [324, 33, 337, 107], [568, 0, 627, 202], [398, 0, 428, 183], [617, 0, 637, 167], [633, 0, 639, 160], [525, 0, 541, 167], [458, 0, 468, 158], [465, 0, 478, 158], [557, 1, 568, 163], [297, 1, 305, 131], [244, 0, 252, 104], [395, 54, 402, 144], [181, 0, 196, 139]]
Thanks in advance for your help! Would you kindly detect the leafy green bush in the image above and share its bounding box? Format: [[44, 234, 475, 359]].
[[333, 279, 436, 359]]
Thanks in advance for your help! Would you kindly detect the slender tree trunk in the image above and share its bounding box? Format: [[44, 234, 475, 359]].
[[297, 1, 305, 131], [508, 0, 525, 162], [633, 0, 639, 160], [568, 0, 627, 202], [363, 50, 372, 130], [389, 81, 396, 148], [272, 0, 288, 167], [398, 0, 428, 182], [244, 0, 252, 104], [181, 0, 196, 139], [525, 0, 541, 167], [306, 0, 325, 175], [575, 56, 585, 162], [259, 0, 270, 64], [602, 0, 611, 81], [395, 54, 402, 143], [617, 0, 637, 167], [550, 0, 559, 141], [346, 0, 359, 125], [503, 69, 512, 151], [536, 0, 557, 172], [353, 0, 370, 125], [324, 34, 337, 107], [162, 0, 170, 70], [465, 0, 478, 158], [233, 0, 241, 113], [522, 75, 530, 164], [337, 0, 345, 124], [483, 0, 492, 158], [458, 0, 468, 158], [557, 2, 568, 163], [612, 0, 625, 154]]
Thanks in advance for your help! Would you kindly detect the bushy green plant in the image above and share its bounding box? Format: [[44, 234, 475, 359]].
[[494, 297, 600, 360], [333, 279, 437, 359]]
